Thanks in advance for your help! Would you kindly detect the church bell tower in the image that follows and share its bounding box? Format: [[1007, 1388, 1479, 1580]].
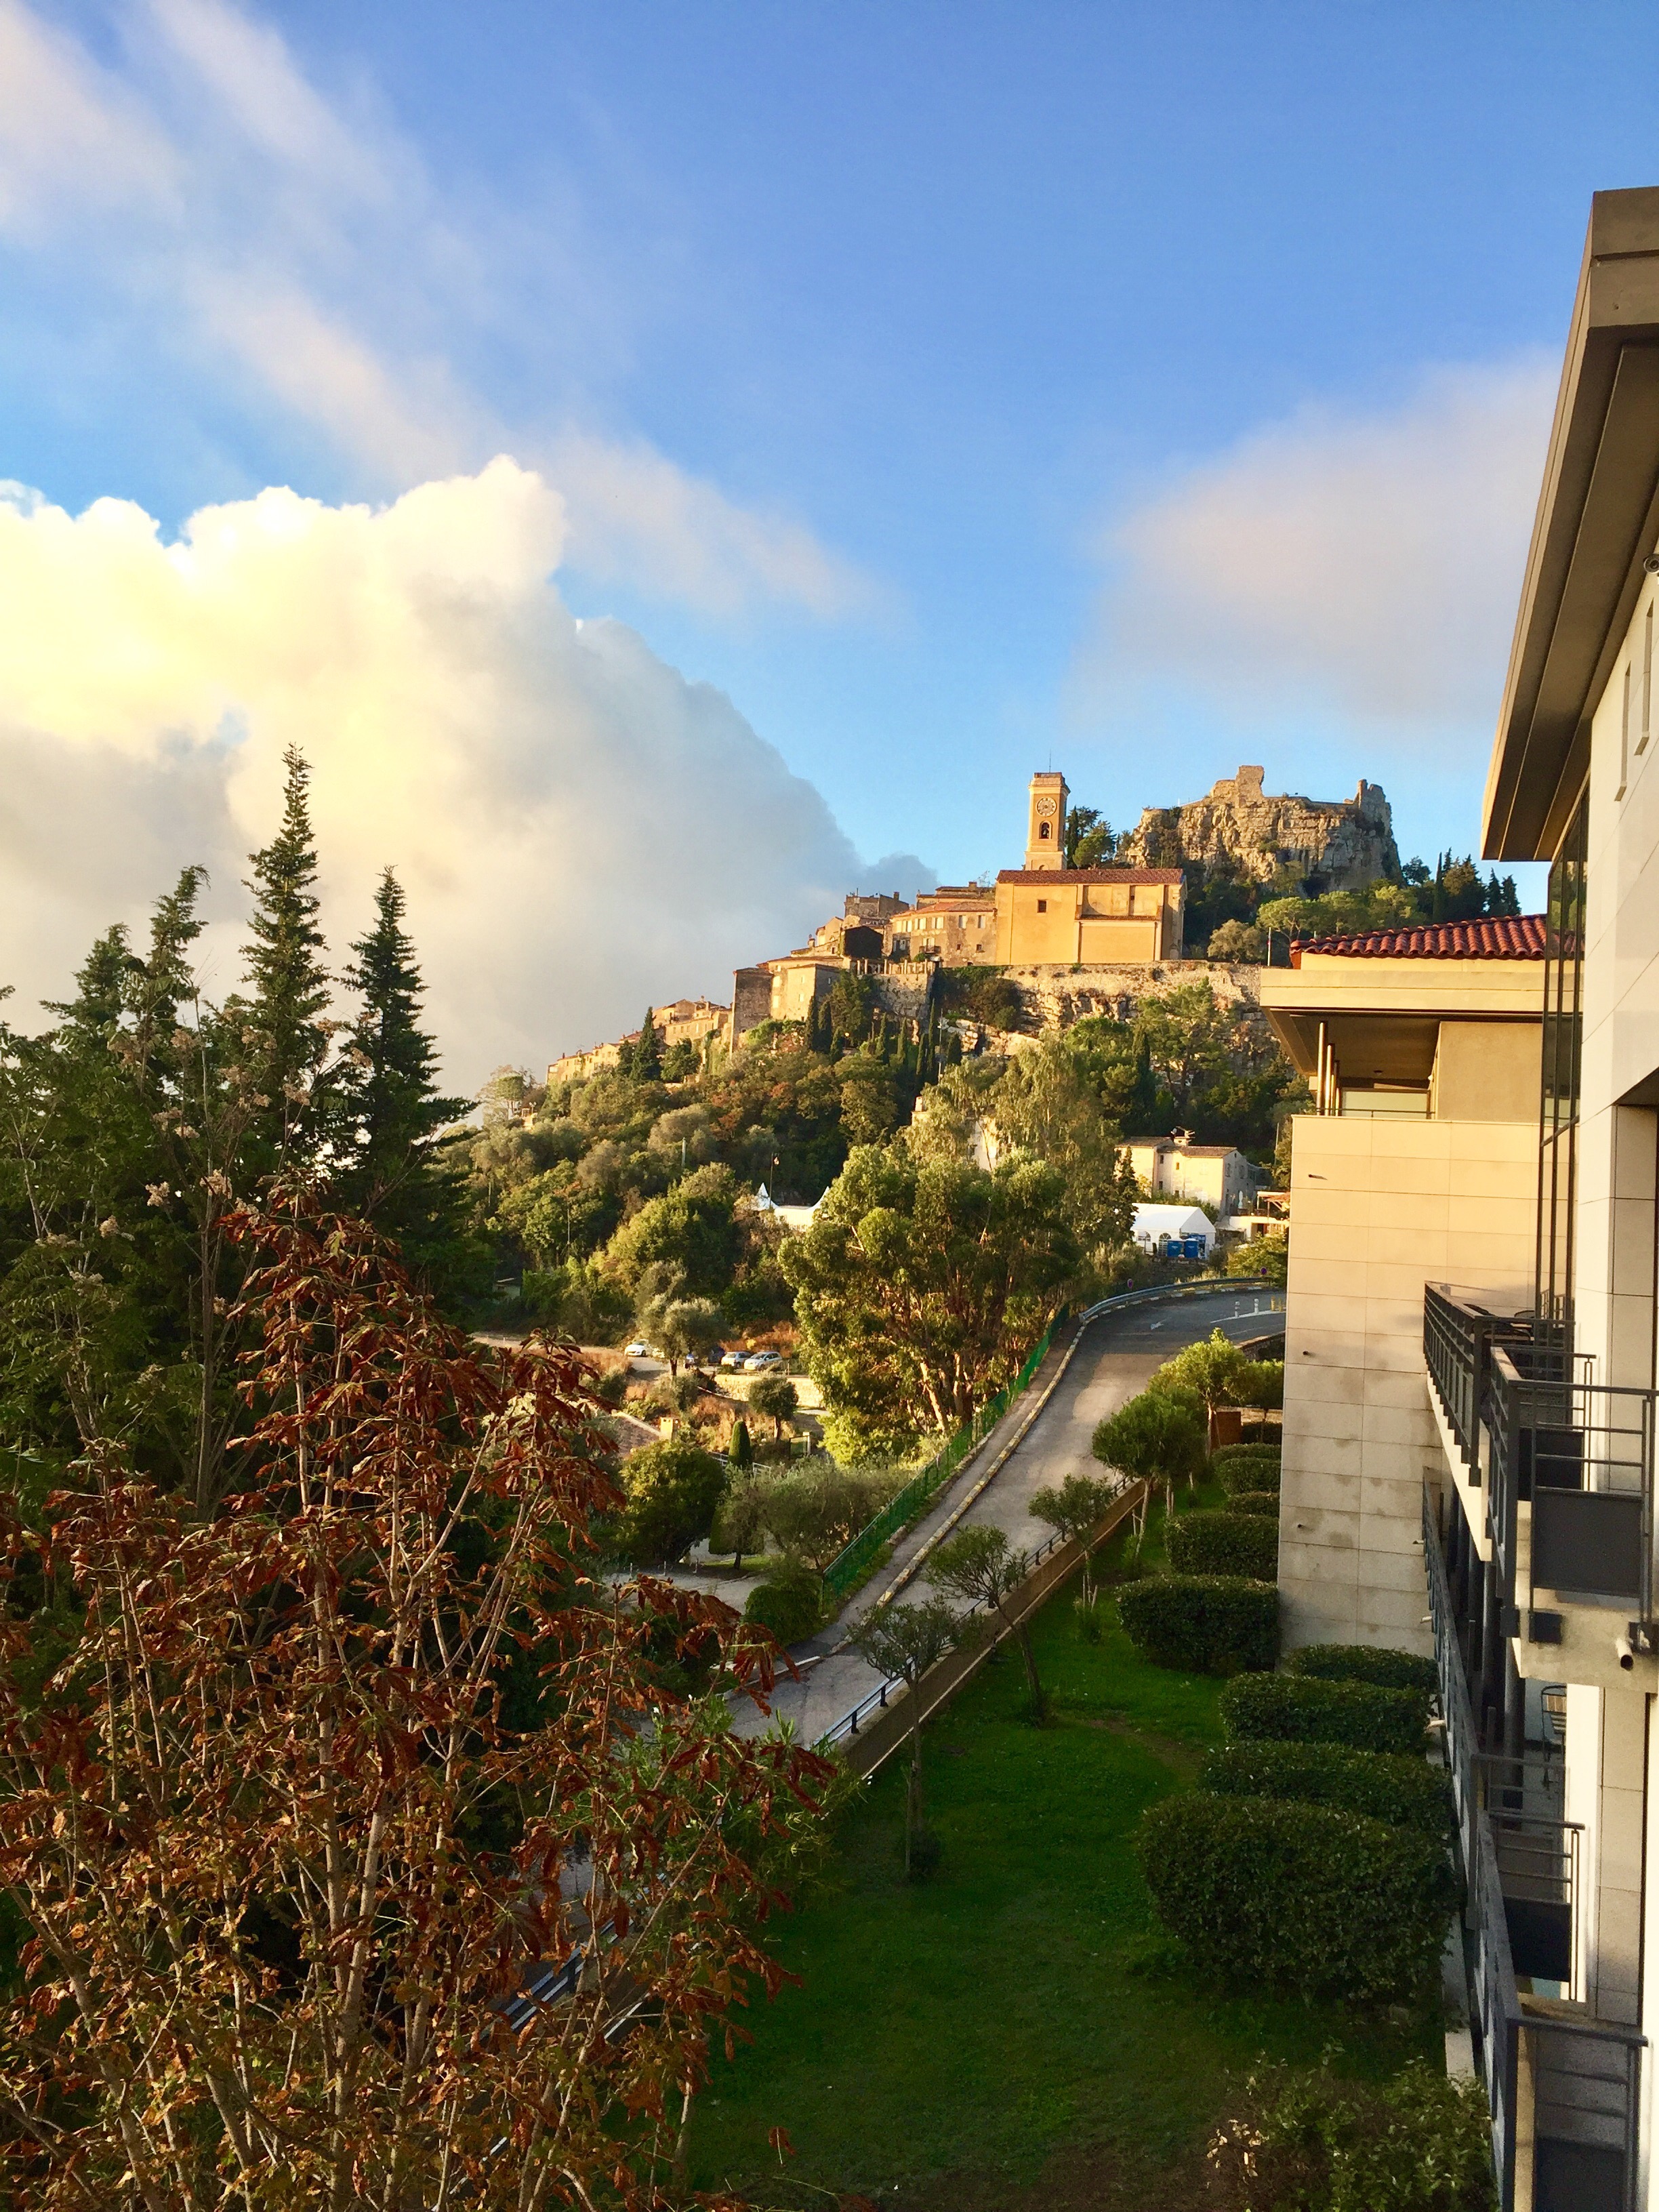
[[1023, 770, 1069, 870]]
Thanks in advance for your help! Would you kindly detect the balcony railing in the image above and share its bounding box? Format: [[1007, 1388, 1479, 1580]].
[[1425, 1287, 1657, 1620], [1487, 1345, 1656, 1618], [1424, 1485, 1645, 2212], [1425, 1284, 1534, 1471]]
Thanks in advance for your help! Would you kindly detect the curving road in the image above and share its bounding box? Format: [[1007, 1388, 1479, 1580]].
[[732, 1284, 1284, 1741]]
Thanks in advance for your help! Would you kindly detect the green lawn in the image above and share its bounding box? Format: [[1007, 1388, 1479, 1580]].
[[689, 1485, 1438, 2211]]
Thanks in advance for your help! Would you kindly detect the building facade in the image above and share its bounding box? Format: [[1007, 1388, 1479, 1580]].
[[1287, 187, 1659, 2212], [1262, 922, 1545, 1656], [1124, 1134, 1257, 1218], [888, 884, 999, 961]]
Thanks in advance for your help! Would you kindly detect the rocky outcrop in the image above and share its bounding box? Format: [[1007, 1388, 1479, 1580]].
[[1120, 765, 1399, 891], [996, 960, 1263, 1033]]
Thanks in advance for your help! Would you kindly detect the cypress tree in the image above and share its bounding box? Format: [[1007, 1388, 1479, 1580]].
[[633, 1006, 663, 1082], [241, 748, 330, 1166], [1128, 1032, 1159, 1132], [729, 1418, 753, 1471]]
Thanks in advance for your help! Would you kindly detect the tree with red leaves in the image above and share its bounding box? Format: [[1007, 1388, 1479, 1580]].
[[0, 1199, 831, 2209]]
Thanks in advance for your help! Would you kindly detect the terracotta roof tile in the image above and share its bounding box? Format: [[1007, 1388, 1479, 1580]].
[[1289, 915, 1547, 965]]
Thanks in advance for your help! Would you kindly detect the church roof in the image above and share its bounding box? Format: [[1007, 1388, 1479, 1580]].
[[995, 867, 1183, 886]]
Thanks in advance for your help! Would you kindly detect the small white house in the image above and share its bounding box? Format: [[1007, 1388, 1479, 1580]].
[[1130, 1202, 1214, 1258]]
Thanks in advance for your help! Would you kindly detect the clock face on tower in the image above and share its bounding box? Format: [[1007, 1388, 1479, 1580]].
[[1034, 796, 1057, 818]]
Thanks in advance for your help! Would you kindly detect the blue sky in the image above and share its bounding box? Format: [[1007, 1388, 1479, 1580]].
[[1, 1, 1649, 1064]]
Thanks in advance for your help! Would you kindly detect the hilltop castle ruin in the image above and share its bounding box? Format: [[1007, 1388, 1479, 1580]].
[[1119, 764, 1399, 891]]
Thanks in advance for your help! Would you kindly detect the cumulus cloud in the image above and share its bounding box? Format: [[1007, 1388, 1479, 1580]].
[[1090, 356, 1557, 734], [0, 0, 875, 620], [0, 459, 927, 1083]]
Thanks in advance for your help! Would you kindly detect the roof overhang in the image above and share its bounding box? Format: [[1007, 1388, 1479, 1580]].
[[1260, 956, 1545, 1082], [1484, 188, 1659, 862]]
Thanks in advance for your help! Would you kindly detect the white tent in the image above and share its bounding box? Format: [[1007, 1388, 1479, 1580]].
[[749, 1183, 828, 1233], [1130, 1202, 1214, 1256]]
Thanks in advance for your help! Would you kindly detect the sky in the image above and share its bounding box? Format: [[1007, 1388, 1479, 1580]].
[[0, 1, 1650, 1081]]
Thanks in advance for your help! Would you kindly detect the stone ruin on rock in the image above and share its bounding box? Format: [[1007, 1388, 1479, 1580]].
[[1119, 764, 1399, 892]]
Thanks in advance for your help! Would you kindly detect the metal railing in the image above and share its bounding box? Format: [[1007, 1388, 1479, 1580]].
[[1486, 1343, 1656, 1617], [1423, 1284, 1534, 1469], [1530, 2015, 1644, 2212], [819, 1510, 1118, 1748], [1424, 1485, 1645, 2212], [1425, 1286, 1657, 1619]]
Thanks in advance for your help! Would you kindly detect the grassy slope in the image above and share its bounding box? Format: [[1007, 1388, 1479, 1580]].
[[689, 1483, 1437, 2209]]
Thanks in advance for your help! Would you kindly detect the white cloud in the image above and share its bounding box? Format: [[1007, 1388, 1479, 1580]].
[[0, 0, 180, 228], [1091, 357, 1557, 733], [0, 460, 926, 1082], [0, 0, 876, 623], [549, 432, 878, 622]]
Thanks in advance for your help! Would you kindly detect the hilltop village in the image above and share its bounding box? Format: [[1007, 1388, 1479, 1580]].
[[548, 762, 1405, 1084]]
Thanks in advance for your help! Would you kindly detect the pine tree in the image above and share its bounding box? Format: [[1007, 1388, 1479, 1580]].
[[241, 749, 330, 1167], [335, 869, 470, 1283]]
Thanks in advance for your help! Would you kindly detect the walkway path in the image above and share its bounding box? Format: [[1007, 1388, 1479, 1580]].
[[731, 1284, 1283, 1740]]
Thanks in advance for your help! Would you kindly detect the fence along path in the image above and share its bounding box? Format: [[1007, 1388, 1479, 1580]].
[[731, 1278, 1281, 1746]]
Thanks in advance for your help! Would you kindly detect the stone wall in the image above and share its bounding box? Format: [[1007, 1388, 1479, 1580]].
[[1120, 764, 1399, 892], [999, 959, 1263, 1033]]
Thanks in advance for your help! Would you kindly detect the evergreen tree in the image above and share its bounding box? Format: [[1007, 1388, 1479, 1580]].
[[1127, 1032, 1160, 1133], [632, 1006, 663, 1082], [241, 748, 330, 1166], [335, 870, 472, 1290]]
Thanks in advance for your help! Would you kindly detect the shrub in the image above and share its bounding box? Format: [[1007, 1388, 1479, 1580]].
[[1221, 1442, 1283, 1477], [1227, 1490, 1280, 1519], [1116, 1574, 1279, 1675], [610, 1439, 727, 1568], [1200, 1740, 1454, 1841], [1134, 1794, 1456, 2002], [1232, 1359, 1284, 1410], [1208, 2060, 1496, 2211], [743, 1559, 825, 1645], [1167, 1510, 1277, 1581], [1217, 1457, 1280, 1500], [1287, 1643, 1440, 1697], [1214, 1436, 1281, 1461], [1219, 1671, 1430, 1757]]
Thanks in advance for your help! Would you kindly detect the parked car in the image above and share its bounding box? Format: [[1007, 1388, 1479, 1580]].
[[743, 1351, 783, 1372], [719, 1350, 748, 1370], [623, 1341, 655, 1359]]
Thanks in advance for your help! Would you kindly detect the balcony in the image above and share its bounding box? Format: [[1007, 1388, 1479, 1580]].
[[1424, 1286, 1657, 1623], [1425, 1486, 1644, 2212]]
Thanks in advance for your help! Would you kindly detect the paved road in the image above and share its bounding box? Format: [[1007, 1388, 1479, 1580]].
[[731, 1284, 1284, 1741]]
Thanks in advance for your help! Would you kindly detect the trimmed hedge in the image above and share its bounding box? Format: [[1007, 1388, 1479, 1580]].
[[1219, 1671, 1431, 1757], [1167, 1509, 1278, 1581], [1213, 1439, 1280, 1473], [742, 1562, 824, 1645], [1226, 1490, 1280, 1520], [1217, 1454, 1281, 1499], [1115, 1574, 1279, 1675], [1200, 1739, 1455, 1841], [1286, 1642, 1440, 1697], [1135, 1792, 1455, 2001]]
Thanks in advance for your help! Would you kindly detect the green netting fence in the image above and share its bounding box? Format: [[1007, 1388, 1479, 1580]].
[[820, 1307, 1067, 1600]]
